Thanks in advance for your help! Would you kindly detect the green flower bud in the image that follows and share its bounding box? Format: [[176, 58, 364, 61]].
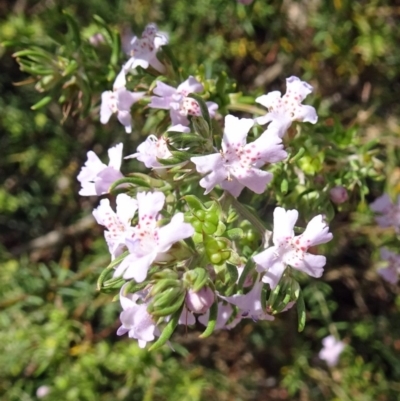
[[195, 210, 206, 221], [205, 211, 219, 225], [210, 253, 222, 265], [203, 221, 217, 234]]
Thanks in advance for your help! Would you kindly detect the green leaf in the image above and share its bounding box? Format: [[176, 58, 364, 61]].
[[183, 195, 206, 211], [296, 290, 306, 332], [63, 11, 81, 49], [148, 305, 183, 351], [188, 93, 211, 132], [199, 301, 218, 338], [226, 228, 244, 240], [110, 29, 121, 66], [97, 251, 128, 290], [226, 263, 239, 285], [237, 258, 254, 290], [31, 96, 52, 110], [192, 116, 210, 139]]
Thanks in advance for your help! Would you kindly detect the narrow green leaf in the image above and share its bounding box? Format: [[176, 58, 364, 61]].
[[31, 96, 52, 110], [12, 49, 53, 61], [192, 116, 210, 139], [237, 258, 254, 290], [296, 290, 306, 332], [63, 11, 81, 49], [192, 268, 209, 292], [226, 263, 239, 285], [148, 305, 183, 351], [97, 251, 128, 290], [188, 93, 211, 131], [182, 195, 205, 211], [110, 29, 121, 66], [199, 301, 218, 338]]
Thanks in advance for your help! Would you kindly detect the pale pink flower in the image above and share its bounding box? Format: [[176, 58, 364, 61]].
[[123, 23, 168, 74], [370, 193, 400, 232], [77, 143, 124, 196], [100, 88, 145, 133], [117, 286, 160, 348], [253, 207, 333, 289], [219, 279, 274, 322], [113, 192, 194, 282], [125, 126, 189, 169], [319, 335, 345, 367], [378, 248, 400, 284], [92, 194, 137, 259], [36, 385, 51, 398], [179, 306, 196, 326], [125, 135, 173, 169], [329, 186, 348, 204], [256, 76, 318, 137], [149, 76, 218, 126], [191, 115, 287, 197], [198, 302, 238, 330], [185, 287, 215, 314]]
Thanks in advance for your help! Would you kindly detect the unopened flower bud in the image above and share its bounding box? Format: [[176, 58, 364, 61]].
[[329, 186, 348, 204], [185, 287, 214, 314], [89, 33, 105, 46]]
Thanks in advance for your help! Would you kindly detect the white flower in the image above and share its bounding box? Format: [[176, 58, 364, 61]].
[[100, 88, 145, 133], [77, 143, 124, 196], [370, 193, 400, 232], [125, 126, 189, 169], [191, 115, 287, 197], [319, 335, 345, 367], [378, 248, 400, 284], [117, 286, 160, 348], [92, 194, 137, 259], [125, 135, 173, 169], [113, 191, 194, 282], [149, 76, 218, 126], [123, 23, 168, 75], [256, 76, 318, 137], [253, 207, 333, 289]]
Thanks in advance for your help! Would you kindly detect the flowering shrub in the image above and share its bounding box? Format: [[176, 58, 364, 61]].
[[25, 21, 341, 351]]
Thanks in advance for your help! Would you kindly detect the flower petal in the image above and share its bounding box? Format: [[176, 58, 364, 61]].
[[157, 213, 194, 252], [299, 215, 333, 248], [293, 253, 326, 278], [222, 115, 254, 151], [272, 207, 298, 246], [107, 143, 123, 170], [137, 191, 165, 220]]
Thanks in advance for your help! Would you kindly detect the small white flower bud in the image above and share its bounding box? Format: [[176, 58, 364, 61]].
[[329, 186, 348, 204], [185, 287, 214, 314]]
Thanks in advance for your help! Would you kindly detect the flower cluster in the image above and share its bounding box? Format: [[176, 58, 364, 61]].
[[76, 22, 335, 350]]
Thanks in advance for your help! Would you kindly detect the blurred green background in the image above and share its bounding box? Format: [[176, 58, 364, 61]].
[[1, 0, 400, 400]]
